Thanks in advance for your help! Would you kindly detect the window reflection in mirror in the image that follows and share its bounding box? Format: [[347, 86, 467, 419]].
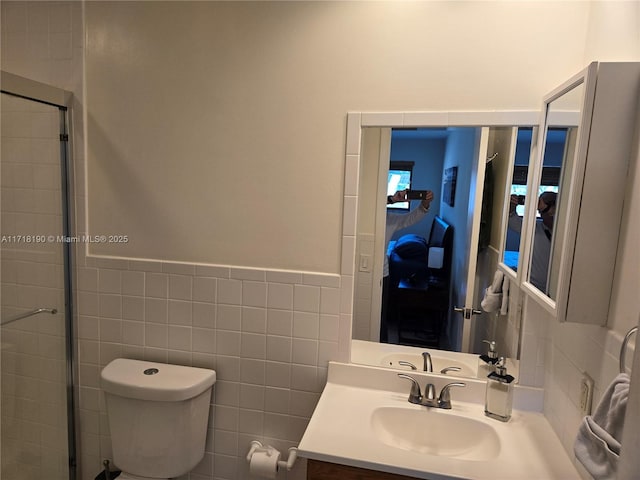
[[526, 83, 583, 298]]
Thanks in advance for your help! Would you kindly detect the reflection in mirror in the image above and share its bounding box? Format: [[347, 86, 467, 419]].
[[351, 339, 520, 381], [351, 123, 534, 381], [526, 84, 582, 299], [501, 128, 533, 274]]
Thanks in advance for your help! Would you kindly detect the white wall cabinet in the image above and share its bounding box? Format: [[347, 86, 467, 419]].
[[523, 62, 640, 325]]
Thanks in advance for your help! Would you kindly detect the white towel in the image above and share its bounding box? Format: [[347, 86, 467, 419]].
[[481, 270, 504, 313], [574, 373, 630, 480]]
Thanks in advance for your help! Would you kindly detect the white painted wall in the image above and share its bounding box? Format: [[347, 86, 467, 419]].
[[83, 1, 595, 272], [440, 127, 478, 350]]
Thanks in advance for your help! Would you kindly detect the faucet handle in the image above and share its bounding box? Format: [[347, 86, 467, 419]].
[[422, 351, 433, 372], [438, 382, 466, 409], [398, 361, 417, 370], [440, 366, 462, 375], [397, 374, 422, 404]]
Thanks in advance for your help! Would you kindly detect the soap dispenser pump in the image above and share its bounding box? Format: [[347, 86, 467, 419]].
[[484, 357, 515, 422], [478, 340, 499, 378]]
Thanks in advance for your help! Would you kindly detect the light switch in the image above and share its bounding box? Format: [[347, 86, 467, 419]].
[[359, 254, 372, 272]]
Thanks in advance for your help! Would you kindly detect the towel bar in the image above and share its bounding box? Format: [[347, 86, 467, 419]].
[[619, 326, 638, 374], [1, 307, 58, 327]]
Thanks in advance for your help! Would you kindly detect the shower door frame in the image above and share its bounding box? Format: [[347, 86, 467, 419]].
[[1, 71, 77, 480]]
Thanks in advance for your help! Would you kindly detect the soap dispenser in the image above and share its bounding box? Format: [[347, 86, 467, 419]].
[[478, 340, 499, 378], [484, 357, 515, 422]]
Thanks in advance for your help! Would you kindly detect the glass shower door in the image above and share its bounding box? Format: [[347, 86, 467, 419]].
[[1, 91, 74, 479]]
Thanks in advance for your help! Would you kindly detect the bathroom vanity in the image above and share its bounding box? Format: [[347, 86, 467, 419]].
[[325, 61, 640, 480], [298, 362, 579, 480]]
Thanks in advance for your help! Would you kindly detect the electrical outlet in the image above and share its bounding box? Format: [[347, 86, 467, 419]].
[[580, 374, 594, 415]]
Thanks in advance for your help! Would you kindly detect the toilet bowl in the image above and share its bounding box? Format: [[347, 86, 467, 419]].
[[101, 359, 216, 479]]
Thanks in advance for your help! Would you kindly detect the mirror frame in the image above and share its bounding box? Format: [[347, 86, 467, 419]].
[[519, 63, 597, 319], [342, 110, 539, 372]]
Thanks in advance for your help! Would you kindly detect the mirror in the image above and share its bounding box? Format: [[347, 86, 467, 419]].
[[524, 83, 583, 299], [500, 128, 535, 277], [348, 113, 539, 381]]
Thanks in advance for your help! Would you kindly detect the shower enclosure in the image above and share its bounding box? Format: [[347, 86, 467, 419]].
[[1, 72, 76, 479]]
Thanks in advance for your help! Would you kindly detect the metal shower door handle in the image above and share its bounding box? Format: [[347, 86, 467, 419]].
[[1, 307, 58, 326]]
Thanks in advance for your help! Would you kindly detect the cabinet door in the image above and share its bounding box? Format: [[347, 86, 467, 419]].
[[523, 62, 640, 325], [563, 63, 640, 325]]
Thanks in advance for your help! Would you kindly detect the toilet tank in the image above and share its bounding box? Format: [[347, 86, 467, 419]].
[[101, 359, 216, 478]]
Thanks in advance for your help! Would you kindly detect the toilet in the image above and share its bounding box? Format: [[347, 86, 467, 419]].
[[101, 358, 216, 480]]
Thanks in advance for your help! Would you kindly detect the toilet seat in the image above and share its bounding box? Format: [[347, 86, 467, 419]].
[[116, 472, 168, 480]]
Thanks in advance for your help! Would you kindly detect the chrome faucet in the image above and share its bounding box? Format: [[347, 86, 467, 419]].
[[398, 374, 466, 409], [422, 351, 433, 372]]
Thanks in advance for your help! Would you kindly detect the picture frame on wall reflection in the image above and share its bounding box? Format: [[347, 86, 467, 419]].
[[443, 166, 457, 207]]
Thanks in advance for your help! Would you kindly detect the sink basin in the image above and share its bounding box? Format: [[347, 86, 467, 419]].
[[379, 353, 477, 377], [371, 407, 500, 460]]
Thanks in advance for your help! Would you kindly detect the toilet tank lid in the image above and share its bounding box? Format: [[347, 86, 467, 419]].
[[101, 359, 216, 402]]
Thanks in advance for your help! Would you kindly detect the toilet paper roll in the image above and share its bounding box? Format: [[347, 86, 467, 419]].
[[249, 447, 281, 479]]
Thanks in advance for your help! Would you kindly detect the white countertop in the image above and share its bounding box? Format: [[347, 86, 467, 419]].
[[298, 362, 579, 480]]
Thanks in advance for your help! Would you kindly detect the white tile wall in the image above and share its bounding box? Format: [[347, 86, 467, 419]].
[[1, 1, 82, 96], [524, 297, 637, 477], [74, 255, 343, 480]]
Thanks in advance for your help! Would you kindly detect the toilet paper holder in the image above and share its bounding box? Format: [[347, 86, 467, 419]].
[[247, 440, 298, 472]]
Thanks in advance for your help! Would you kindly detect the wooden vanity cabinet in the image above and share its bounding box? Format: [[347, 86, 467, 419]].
[[307, 459, 425, 480]]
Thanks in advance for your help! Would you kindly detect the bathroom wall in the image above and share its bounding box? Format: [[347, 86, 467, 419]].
[[74, 260, 341, 480], [2, 2, 639, 480], [83, 1, 593, 272], [474, 127, 520, 358], [352, 127, 385, 342], [439, 128, 478, 349], [531, 5, 640, 472], [534, 103, 640, 473]]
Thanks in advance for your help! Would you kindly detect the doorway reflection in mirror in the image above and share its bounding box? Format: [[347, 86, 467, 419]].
[[382, 190, 434, 342]]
